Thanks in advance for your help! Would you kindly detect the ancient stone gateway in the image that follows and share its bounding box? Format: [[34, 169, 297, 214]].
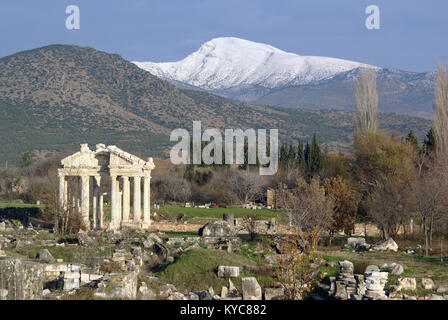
[[58, 144, 155, 230]]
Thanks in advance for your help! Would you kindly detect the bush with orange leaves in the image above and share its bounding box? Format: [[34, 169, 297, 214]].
[[273, 227, 326, 300]]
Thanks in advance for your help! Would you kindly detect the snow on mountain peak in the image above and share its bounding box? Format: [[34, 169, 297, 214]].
[[133, 37, 366, 90]]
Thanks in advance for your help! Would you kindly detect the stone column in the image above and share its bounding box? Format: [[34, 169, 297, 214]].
[[110, 175, 118, 229], [122, 176, 130, 221], [72, 177, 79, 212], [80, 175, 90, 228], [143, 176, 151, 224], [117, 179, 122, 223], [92, 176, 101, 229], [118, 191, 122, 221], [98, 192, 104, 229], [58, 173, 65, 210], [64, 178, 68, 210], [133, 176, 141, 222]]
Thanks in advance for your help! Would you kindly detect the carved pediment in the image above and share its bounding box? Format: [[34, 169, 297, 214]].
[[60, 143, 155, 173]]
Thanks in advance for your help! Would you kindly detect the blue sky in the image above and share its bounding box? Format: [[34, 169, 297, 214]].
[[0, 0, 447, 72]]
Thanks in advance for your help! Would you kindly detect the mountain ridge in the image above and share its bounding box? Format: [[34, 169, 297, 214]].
[[134, 37, 368, 90], [0, 44, 432, 164], [134, 37, 435, 119]]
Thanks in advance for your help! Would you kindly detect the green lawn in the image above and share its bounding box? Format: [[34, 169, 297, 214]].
[[155, 248, 274, 293], [0, 201, 42, 209], [158, 205, 283, 220]]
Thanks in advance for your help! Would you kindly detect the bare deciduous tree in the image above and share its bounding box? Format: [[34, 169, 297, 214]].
[[409, 167, 448, 255], [242, 212, 259, 242], [354, 66, 378, 133], [152, 171, 192, 202], [366, 176, 412, 239], [280, 178, 333, 248], [225, 169, 266, 204]]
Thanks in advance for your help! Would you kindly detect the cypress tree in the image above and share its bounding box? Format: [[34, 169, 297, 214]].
[[297, 140, 305, 169], [280, 143, 289, 167], [310, 134, 323, 175], [405, 130, 420, 151], [423, 127, 436, 155], [288, 143, 296, 161]]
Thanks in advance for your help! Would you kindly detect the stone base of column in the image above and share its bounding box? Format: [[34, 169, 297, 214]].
[[141, 220, 152, 229], [118, 220, 152, 230], [108, 220, 122, 231]]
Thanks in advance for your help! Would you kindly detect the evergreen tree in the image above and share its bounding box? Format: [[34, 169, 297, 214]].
[[423, 127, 436, 156], [303, 135, 323, 181], [280, 143, 289, 167], [296, 140, 305, 169], [405, 130, 420, 152], [310, 134, 323, 174], [19, 152, 34, 168], [288, 143, 296, 161]]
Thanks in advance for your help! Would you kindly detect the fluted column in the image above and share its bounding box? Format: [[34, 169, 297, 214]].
[[58, 173, 65, 210], [117, 179, 122, 223], [122, 176, 130, 221], [98, 192, 104, 229], [110, 175, 118, 228], [92, 176, 101, 229], [133, 176, 141, 222], [143, 176, 151, 224], [64, 178, 68, 210], [80, 175, 90, 228], [72, 177, 79, 213]]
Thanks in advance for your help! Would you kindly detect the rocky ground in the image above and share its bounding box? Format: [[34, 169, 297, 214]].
[[0, 217, 447, 300]]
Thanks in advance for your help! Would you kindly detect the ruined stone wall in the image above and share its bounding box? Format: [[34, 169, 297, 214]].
[[0, 257, 45, 300]]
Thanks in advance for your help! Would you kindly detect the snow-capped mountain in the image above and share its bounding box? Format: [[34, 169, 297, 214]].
[[133, 37, 435, 119], [133, 37, 367, 90]]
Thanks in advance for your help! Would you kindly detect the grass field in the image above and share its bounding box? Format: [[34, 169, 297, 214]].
[[0, 201, 41, 209], [158, 205, 283, 220], [155, 247, 275, 293]]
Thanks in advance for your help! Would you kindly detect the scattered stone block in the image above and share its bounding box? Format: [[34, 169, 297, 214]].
[[421, 278, 434, 290], [168, 292, 186, 300], [228, 279, 239, 298], [390, 263, 404, 275], [77, 230, 97, 247], [345, 237, 367, 249], [437, 284, 448, 293], [63, 278, 80, 291], [36, 249, 56, 263], [339, 260, 354, 274], [217, 266, 240, 278], [199, 220, 236, 238], [242, 277, 262, 300], [397, 277, 416, 291], [199, 290, 213, 300], [221, 286, 228, 298], [371, 238, 398, 252], [365, 265, 379, 273], [264, 288, 284, 300]]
